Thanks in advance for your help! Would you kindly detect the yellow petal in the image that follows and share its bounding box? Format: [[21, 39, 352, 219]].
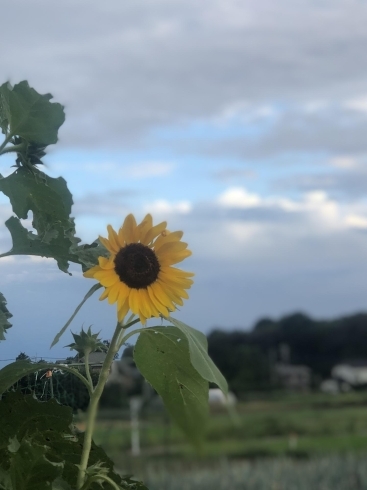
[[128, 288, 140, 315], [158, 279, 189, 301], [159, 272, 193, 289], [117, 283, 130, 309], [98, 235, 116, 255], [99, 288, 110, 301], [160, 266, 195, 278], [137, 289, 151, 318], [158, 249, 192, 266], [117, 300, 130, 323], [139, 312, 148, 325], [161, 285, 184, 306], [107, 282, 120, 304], [154, 230, 183, 251], [107, 225, 121, 253], [142, 221, 167, 245], [137, 214, 153, 243], [150, 281, 175, 310], [98, 256, 115, 269], [117, 226, 126, 247], [155, 241, 188, 257], [140, 287, 160, 317], [122, 214, 137, 244], [147, 286, 169, 317], [83, 265, 101, 278], [94, 270, 119, 287]]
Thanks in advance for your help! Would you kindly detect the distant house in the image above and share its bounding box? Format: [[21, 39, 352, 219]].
[[56, 352, 107, 372], [79, 352, 107, 371], [106, 357, 143, 393], [274, 363, 311, 391], [331, 361, 367, 389], [208, 388, 237, 408]]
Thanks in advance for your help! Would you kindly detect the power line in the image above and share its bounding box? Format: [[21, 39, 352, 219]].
[[0, 356, 71, 362]]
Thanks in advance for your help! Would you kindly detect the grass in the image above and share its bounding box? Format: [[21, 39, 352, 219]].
[[91, 391, 367, 468], [88, 392, 367, 488], [142, 455, 367, 490]]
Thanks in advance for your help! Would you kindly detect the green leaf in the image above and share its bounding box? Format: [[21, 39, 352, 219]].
[[0, 392, 133, 490], [0, 293, 12, 341], [50, 284, 102, 348], [0, 81, 65, 145], [66, 326, 107, 356], [51, 478, 73, 490], [1, 217, 107, 275], [0, 361, 90, 395], [134, 326, 209, 446], [0, 166, 73, 243], [166, 316, 228, 395], [10, 437, 63, 490], [0, 467, 12, 490]]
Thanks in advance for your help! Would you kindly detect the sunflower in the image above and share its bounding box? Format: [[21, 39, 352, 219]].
[[84, 214, 194, 324]]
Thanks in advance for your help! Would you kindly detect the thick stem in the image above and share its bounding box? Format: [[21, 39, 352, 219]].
[[76, 323, 124, 489], [84, 350, 94, 393]]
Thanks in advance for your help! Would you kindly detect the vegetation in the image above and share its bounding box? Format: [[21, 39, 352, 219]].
[[143, 456, 367, 490], [92, 392, 367, 470], [208, 312, 367, 393]]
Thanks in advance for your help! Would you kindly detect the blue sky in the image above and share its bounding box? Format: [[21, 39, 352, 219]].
[[1, 0, 367, 365]]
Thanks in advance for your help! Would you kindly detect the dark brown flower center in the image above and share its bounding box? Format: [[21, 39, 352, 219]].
[[114, 243, 160, 289]]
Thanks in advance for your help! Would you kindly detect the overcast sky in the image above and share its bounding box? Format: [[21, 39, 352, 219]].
[[1, 0, 367, 364]]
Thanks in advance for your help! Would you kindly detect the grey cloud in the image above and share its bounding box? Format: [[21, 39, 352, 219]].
[[274, 167, 367, 200], [73, 189, 138, 216], [1, 1, 367, 147], [212, 168, 256, 181], [180, 107, 367, 161]]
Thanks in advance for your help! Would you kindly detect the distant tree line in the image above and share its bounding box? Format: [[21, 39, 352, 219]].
[[208, 312, 367, 395], [10, 312, 367, 406]]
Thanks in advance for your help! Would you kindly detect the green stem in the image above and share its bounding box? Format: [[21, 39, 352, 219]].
[[116, 318, 141, 350], [84, 350, 94, 393], [76, 322, 125, 489], [0, 134, 12, 155], [118, 327, 146, 347], [81, 474, 126, 490], [0, 143, 24, 155]]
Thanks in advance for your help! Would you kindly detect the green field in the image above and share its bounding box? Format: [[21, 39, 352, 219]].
[[89, 391, 367, 488]]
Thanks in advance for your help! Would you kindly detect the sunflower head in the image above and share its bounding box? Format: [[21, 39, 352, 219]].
[[84, 214, 194, 324]]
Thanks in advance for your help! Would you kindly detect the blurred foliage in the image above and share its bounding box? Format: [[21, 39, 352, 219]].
[[208, 312, 367, 394]]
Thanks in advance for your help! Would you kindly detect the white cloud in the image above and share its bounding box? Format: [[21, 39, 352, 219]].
[[329, 156, 359, 169], [344, 96, 367, 113], [126, 162, 174, 179], [345, 214, 367, 230], [145, 200, 192, 215], [218, 187, 261, 208]]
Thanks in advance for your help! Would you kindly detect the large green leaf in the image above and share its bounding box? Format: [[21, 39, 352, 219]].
[[1, 217, 107, 274], [10, 437, 63, 490], [0, 467, 12, 489], [166, 317, 228, 395], [1, 216, 76, 274], [0, 392, 139, 490], [0, 293, 12, 341], [0, 361, 90, 395], [0, 81, 65, 145], [134, 326, 209, 447], [0, 167, 73, 243]]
